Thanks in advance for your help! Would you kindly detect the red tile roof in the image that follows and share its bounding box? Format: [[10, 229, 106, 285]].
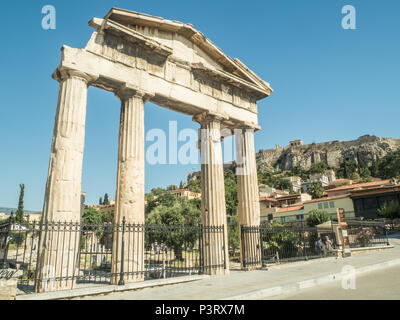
[[327, 179, 391, 192], [259, 196, 278, 202], [303, 193, 351, 204], [277, 204, 304, 213]]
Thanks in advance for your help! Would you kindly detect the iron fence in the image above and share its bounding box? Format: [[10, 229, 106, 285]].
[[0, 215, 225, 294], [241, 224, 337, 268], [346, 220, 390, 248]]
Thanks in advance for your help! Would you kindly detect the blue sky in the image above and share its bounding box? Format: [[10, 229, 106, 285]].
[[1, 0, 399, 210]]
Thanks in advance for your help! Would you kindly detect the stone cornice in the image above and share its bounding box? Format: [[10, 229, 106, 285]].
[[89, 18, 173, 58], [192, 64, 271, 99], [90, 8, 273, 96]]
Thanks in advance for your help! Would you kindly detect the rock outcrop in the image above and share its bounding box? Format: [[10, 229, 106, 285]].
[[256, 135, 400, 171]]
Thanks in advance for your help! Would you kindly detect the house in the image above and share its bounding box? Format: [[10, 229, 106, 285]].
[[259, 184, 288, 197], [268, 194, 355, 224], [301, 174, 329, 193], [274, 204, 305, 224], [326, 179, 392, 197], [259, 193, 312, 223], [166, 189, 201, 200], [282, 176, 302, 193], [350, 179, 400, 219], [275, 193, 311, 207], [26, 212, 42, 222], [301, 170, 337, 193], [302, 194, 355, 221]]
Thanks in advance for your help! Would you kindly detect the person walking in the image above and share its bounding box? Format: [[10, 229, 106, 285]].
[[324, 235, 333, 256], [315, 237, 324, 256]]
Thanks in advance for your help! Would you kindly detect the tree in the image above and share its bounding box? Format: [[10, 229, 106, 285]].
[[336, 160, 357, 179], [99, 197, 103, 205], [349, 172, 361, 180], [377, 150, 400, 179], [103, 193, 109, 205], [360, 167, 371, 179], [82, 207, 102, 225], [224, 170, 238, 216], [276, 178, 292, 191], [306, 210, 330, 227], [228, 215, 240, 258], [308, 181, 325, 199], [309, 162, 328, 175], [146, 192, 178, 215], [378, 201, 400, 220], [146, 197, 201, 259], [369, 160, 380, 178], [187, 179, 201, 193], [151, 188, 165, 196], [15, 184, 25, 224], [167, 185, 178, 191]]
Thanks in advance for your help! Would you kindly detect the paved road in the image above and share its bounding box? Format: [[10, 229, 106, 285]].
[[271, 264, 400, 300]]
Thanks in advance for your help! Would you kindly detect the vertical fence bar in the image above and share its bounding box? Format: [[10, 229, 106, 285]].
[[241, 225, 246, 269], [198, 224, 203, 275], [259, 227, 264, 267], [118, 217, 126, 286], [302, 223, 308, 261], [385, 227, 390, 246], [222, 225, 226, 270], [2, 213, 13, 268]]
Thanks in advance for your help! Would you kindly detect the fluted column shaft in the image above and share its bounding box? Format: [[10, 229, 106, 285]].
[[111, 89, 147, 284], [36, 70, 90, 292], [235, 128, 261, 270], [198, 115, 229, 275]]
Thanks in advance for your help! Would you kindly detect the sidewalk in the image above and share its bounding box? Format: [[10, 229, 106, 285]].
[[71, 235, 400, 300]]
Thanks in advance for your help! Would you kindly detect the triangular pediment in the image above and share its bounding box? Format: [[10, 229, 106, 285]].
[[89, 8, 272, 97]]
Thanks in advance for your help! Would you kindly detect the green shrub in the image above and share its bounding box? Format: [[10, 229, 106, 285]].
[[306, 210, 330, 227]]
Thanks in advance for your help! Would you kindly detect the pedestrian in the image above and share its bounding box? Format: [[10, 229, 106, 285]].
[[324, 235, 333, 256], [315, 237, 324, 256]]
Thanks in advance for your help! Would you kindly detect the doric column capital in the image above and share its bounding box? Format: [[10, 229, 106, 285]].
[[52, 67, 94, 84], [192, 111, 228, 128], [115, 84, 154, 102], [234, 121, 261, 132]]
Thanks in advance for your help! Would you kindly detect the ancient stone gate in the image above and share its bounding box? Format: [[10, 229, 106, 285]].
[[37, 8, 273, 292]]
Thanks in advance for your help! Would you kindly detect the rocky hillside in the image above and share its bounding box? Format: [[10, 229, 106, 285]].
[[256, 135, 400, 171]]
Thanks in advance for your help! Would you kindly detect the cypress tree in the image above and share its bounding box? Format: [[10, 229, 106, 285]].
[[104, 193, 109, 205], [99, 197, 103, 205], [16, 184, 25, 224]]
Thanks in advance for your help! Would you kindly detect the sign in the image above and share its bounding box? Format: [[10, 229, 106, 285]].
[[337, 208, 347, 226], [337, 208, 351, 257]]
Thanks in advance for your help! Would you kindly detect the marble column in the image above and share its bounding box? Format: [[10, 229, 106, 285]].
[[195, 113, 229, 275], [36, 69, 91, 292], [111, 88, 149, 284], [235, 127, 262, 270]]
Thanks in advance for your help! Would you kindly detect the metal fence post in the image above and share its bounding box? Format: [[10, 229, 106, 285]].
[[198, 224, 203, 274], [385, 227, 390, 246], [259, 226, 264, 268], [118, 217, 126, 286], [302, 222, 308, 261], [2, 213, 14, 269], [241, 225, 246, 269], [222, 225, 226, 270]]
